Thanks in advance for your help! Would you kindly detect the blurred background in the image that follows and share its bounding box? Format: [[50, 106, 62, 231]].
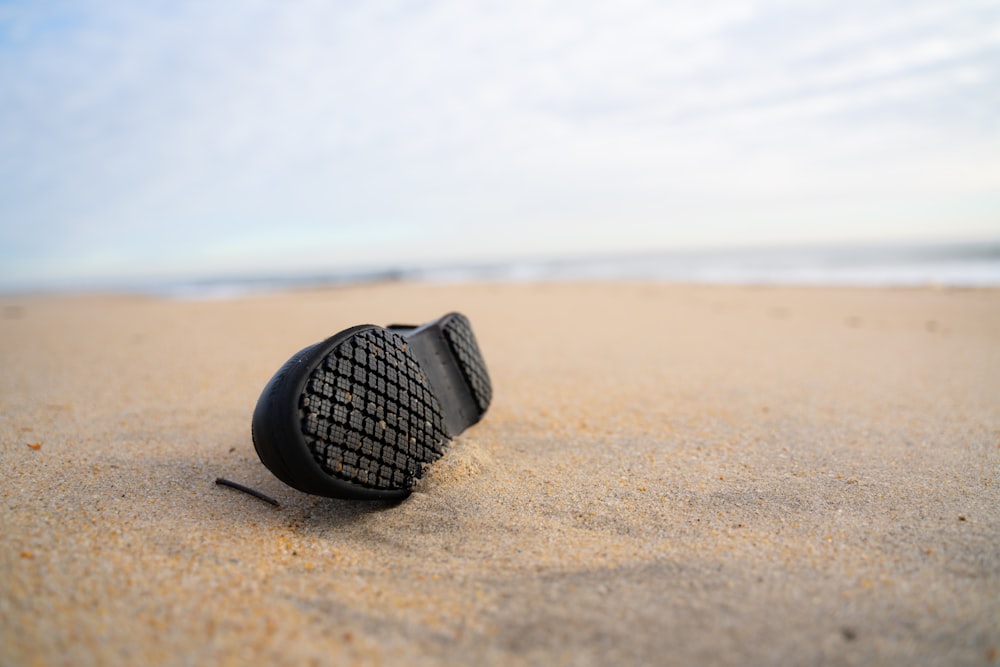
[[1, 0, 998, 293]]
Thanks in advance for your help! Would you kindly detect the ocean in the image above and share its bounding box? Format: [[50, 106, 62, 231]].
[[159, 239, 1000, 299]]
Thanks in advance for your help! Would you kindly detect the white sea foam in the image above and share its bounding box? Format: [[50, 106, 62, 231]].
[[402, 241, 1000, 288]]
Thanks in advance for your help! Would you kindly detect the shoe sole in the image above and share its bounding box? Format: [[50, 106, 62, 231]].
[[252, 313, 491, 500]]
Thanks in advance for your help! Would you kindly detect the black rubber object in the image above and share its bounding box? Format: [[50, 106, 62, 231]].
[[252, 312, 491, 500]]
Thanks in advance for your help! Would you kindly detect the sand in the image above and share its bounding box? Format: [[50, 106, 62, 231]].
[[1, 282, 998, 666]]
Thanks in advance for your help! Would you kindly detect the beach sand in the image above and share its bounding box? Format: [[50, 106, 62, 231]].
[[1, 283, 998, 666]]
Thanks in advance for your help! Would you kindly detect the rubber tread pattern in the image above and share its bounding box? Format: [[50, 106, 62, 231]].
[[298, 328, 448, 490], [442, 314, 492, 414]]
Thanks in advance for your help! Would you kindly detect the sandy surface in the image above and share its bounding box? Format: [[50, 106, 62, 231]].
[[1, 282, 998, 666]]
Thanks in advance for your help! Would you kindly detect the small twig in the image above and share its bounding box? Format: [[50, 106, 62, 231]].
[[215, 477, 280, 507]]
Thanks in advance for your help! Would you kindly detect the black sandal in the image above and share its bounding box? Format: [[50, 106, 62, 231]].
[[251, 312, 491, 500]]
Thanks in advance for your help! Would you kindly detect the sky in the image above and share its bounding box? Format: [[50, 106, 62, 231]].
[[1, 0, 998, 289]]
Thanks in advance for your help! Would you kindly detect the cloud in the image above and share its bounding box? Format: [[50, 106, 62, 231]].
[[1, 0, 998, 287]]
